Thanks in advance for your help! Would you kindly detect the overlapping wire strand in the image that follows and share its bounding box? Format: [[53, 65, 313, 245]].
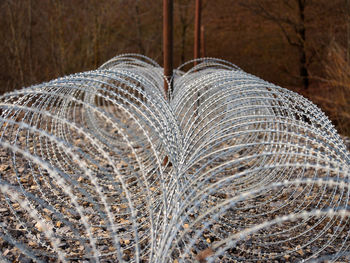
[[0, 54, 350, 262]]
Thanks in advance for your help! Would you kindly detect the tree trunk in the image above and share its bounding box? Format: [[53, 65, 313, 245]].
[[297, 0, 309, 90], [180, 22, 188, 65], [346, 0, 350, 62], [135, 2, 145, 55], [201, 25, 205, 57], [194, 0, 201, 65], [299, 48, 309, 90], [7, 1, 25, 87], [27, 0, 33, 83]]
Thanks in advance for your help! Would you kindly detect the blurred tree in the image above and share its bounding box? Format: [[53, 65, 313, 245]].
[[134, 0, 146, 54], [0, 0, 346, 99], [346, 0, 350, 62], [241, 0, 310, 90], [175, 0, 193, 65], [5, 0, 26, 87], [0, 0, 349, 134]]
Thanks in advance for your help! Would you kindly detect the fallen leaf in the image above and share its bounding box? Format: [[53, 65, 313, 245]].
[[197, 248, 214, 263]]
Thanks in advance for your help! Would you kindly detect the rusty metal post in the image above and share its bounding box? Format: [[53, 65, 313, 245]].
[[194, 0, 201, 66], [163, 0, 173, 99]]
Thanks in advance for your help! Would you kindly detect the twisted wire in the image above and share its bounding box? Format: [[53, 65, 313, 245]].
[[0, 54, 350, 262]]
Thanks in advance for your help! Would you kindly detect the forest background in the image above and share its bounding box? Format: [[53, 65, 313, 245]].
[[1, 0, 350, 135]]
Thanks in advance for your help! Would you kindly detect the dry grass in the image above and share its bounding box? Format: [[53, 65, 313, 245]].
[[313, 42, 350, 136]]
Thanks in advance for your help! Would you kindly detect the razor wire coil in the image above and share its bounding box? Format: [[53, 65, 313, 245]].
[[0, 54, 350, 262]]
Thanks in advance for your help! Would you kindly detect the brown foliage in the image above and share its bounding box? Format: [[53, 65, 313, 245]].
[[1, 0, 349, 133], [313, 42, 350, 136]]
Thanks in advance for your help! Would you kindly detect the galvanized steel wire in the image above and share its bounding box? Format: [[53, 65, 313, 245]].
[[0, 54, 350, 262]]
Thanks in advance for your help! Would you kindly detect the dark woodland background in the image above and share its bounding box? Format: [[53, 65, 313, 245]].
[[1, 0, 350, 135]]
